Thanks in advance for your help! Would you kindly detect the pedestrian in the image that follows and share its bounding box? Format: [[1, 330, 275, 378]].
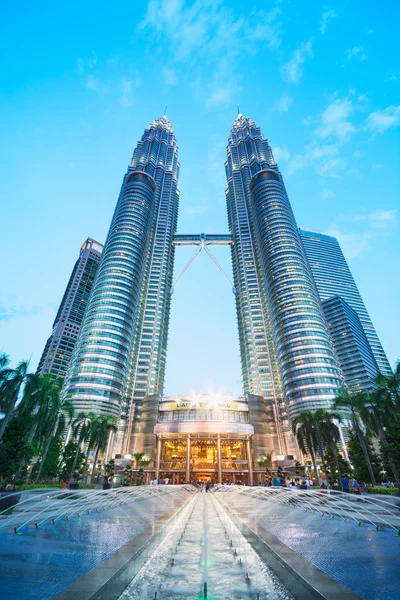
[[164, 477, 169, 485], [340, 474, 349, 493], [352, 478, 361, 494], [272, 476, 281, 487], [61, 481, 68, 490], [318, 483, 327, 504]]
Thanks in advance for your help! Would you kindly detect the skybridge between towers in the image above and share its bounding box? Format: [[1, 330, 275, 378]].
[[172, 233, 233, 247], [171, 232, 235, 292]]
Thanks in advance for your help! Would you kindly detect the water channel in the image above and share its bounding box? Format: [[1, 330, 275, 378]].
[[120, 490, 292, 600]]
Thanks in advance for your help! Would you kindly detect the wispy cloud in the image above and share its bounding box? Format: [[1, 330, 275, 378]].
[[320, 188, 335, 200], [316, 97, 356, 141], [119, 76, 140, 107], [274, 94, 293, 112], [273, 145, 290, 161], [346, 46, 367, 61], [140, 2, 283, 61], [0, 303, 40, 322], [288, 142, 345, 177], [206, 86, 232, 109], [365, 105, 400, 133], [86, 75, 99, 91], [322, 208, 397, 258], [77, 51, 97, 75], [353, 209, 397, 229], [323, 227, 370, 259], [139, 1, 283, 109], [280, 39, 313, 84], [320, 9, 338, 34], [386, 74, 397, 82], [163, 68, 179, 85]]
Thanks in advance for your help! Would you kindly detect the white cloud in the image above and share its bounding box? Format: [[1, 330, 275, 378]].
[[273, 145, 290, 161], [120, 77, 140, 107], [77, 58, 84, 75], [320, 189, 335, 200], [346, 46, 367, 61], [140, 1, 283, 60], [320, 9, 338, 34], [77, 51, 97, 74], [323, 227, 369, 258], [86, 75, 99, 91], [288, 143, 346, 177], [274, 94, 293, 112], [280, 39, 313, 84], [365, 105, 400, 133], [140, 2, 282, 110], [372, 163, 383, 169], [163, 68, 179, 85], [206, 87, 232, 109], [386, 74, 397, 81], [353, 150, 363, 158], [316, 97, 356, 141], [353, 209, 397, 229]]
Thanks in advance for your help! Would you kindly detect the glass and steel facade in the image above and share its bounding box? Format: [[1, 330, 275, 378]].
[[225, 115, 342, 444], [37, 238, 103, 379], [322, 296, 379, 392], [299, 230, 391, 377], [65, 116, 179, 432]]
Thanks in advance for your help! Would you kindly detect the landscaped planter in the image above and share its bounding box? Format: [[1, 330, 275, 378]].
[[69, 483, 80, 490]]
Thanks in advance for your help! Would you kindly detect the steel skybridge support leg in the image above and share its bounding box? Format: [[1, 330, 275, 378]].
[[203, 246, 234, 290], [171, 246, 202, 292]]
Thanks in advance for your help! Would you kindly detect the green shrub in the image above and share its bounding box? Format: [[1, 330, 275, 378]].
[[368, 487, 398, 495]]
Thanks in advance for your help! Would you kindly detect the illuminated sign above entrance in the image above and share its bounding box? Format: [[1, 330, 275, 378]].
[[169, 401, 239, 411]]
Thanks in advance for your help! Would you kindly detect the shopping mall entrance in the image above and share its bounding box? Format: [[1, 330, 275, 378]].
[[156, 434, 252, 484]]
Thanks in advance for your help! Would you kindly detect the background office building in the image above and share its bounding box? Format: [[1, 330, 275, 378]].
[[37, 238, 103, 379], [322, 296, 380, 393], [299, 229, 391, 377]]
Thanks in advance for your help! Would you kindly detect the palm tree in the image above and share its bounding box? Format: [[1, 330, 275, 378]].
[[0, 360, 34, 440], [0, 352, 10, 374], [90, 415, 118, 482], [313, 409, 343, 481], [361, 390, 400, 488], [291, 411, 320, 484], [376, 361, 400, 408], [71, 412, 95, 472], [333, 388, 377, 486], [133, 452, 144, 470], [35, 381, 74, 482]]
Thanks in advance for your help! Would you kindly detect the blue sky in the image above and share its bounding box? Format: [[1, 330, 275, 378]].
[[0, 0, 399, 396]]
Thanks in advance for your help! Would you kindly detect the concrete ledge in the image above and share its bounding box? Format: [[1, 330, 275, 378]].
[[53, 496, 194, 600], [217, 501, 362, 600]]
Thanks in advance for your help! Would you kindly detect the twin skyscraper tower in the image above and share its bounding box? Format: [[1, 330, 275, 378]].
[[58, 113, 390, 462]]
